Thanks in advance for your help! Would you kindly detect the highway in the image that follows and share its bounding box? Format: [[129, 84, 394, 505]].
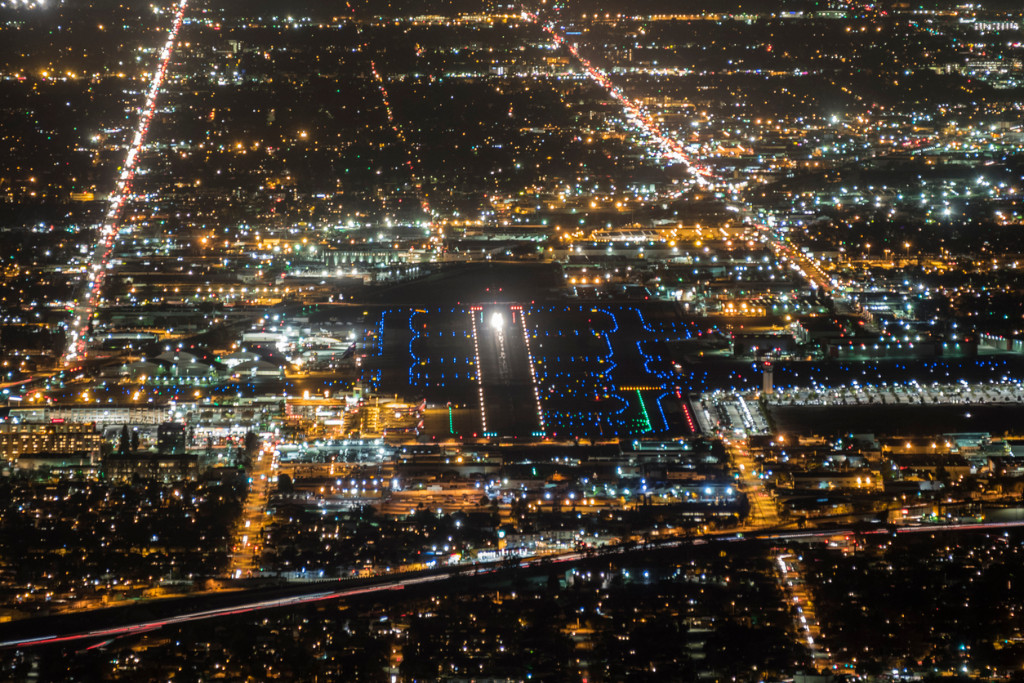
[[522, 8, 711, 184], [3, 518, 1024, 650], [521, 8, 841, 306], [61, 0, 189, 365]]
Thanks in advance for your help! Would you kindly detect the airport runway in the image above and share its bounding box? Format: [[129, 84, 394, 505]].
[[471, 306, 542, 437]]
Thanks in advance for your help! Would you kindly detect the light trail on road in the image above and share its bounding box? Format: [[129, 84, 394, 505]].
[[521, 8, 711, 185], [4, 518, 1024, 651], [0, 554, 577, 651], [521, 6, 839, 296], [62, 0, 189, 365]]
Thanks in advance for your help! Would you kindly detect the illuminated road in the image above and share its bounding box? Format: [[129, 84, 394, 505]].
[[777, 552, 834, 671], [726, 440, 780, 528], [62, 0, 189, 365], [4, 518, 1024, 650], [521, 7, 710, 184], [226, 441, 278, 578], [762, 226, 837, 294], [521, 7, 839, 301], [0, 553, 593, 651], [369, 59, 437, 247]]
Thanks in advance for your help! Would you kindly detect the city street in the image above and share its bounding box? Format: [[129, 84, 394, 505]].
[[227, 441, 278, 578], [726, 439, 780, 528]]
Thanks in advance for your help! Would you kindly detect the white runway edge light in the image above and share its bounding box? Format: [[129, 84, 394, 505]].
[[469, 308, 488, 433]]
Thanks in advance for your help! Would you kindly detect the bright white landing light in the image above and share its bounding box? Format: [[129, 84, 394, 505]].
[[490, 312, 505, 330]]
